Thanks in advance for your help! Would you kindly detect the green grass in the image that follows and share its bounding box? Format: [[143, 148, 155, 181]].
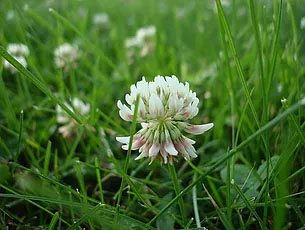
[[0, 0, 305, 229]]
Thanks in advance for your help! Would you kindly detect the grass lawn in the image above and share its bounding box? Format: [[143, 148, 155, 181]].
[[0, 0, 305, 229]]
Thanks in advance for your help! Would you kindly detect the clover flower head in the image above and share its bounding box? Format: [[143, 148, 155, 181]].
[[93, 13, 109, 27], [4, 43, 29, 74], [54, 43, 80, 69], [125, 25, 156, 63], [56, 97, 90, 138], [116, 75, 213, 164], [7, 43, 29, 57]]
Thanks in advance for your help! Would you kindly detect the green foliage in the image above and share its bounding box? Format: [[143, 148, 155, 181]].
[[0, 0, 305, 229]]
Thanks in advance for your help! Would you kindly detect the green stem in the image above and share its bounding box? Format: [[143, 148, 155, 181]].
[[168, 163, 187, 226]]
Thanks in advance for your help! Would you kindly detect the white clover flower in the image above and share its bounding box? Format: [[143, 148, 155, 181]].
[[7, 43, 29, 57], [56, 98, 90, 138], [93, 13, 109, 27], [4, 43, 29, 74], [54, 43, 80, 69], [301, 17, 305, 29], [116, 75, 214, 164], [125, 25, 156, 63]]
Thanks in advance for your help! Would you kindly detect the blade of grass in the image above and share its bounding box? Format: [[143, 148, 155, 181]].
[[113, 96, 140, 229], [168, 163, 187, 226], [281, 99, 305, 147], [48, 212, 59, 230], [231, 179, 266, 229], [249, 0, 267, 123], [266, 0, 283, 95], [192, 173, 201, 228], [95, 157, 104, 204], [226, 148, 232, 223], [67, 203, 102, 230], [43, 141, 52, 177], [15, 110, 24, 164], [202, 184, 234, 230]]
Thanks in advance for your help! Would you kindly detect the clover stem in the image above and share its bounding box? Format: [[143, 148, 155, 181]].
[[168, 163, 187, 226]]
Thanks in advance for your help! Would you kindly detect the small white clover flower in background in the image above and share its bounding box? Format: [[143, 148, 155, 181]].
[[125, 25, 156, 63], [56, 97, 90, 138], [300, 17, 305, 29], [7, 43, 29, 57], [93, 13, 109, 27], [4, 43, 30, 74], [116, 75, 214, 164], [54, 43, 80, 69]]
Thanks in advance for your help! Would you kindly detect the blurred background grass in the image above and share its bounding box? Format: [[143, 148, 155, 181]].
[[0, 0, 305, 229]]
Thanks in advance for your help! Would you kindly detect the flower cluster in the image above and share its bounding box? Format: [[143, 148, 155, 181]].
[[125, 25, 156, 63], [93, 13, 109, 28], [116, 75, 213, 164], [54, 43, 80, 70], [4, 43, 30, 73], [56, 97, 90, 138]]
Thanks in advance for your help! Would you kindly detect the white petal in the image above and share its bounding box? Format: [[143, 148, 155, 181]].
[[185, 123, 214, 135], [135, 150, 148, 160], [183, 136, 196, 145], [182, 140, 197, 158], [149, 142, 160, 157], [149, 94, 164, 118], [174, 142, 190, 160], [116, 136, 130, 144], [164, 141, 178, 156]]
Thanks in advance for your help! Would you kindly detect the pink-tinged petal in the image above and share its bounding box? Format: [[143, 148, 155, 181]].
[[160, 146, 169, 164], [164, 141, 178, 156], [116, 136, 130, 144], [131, 139, 146, 150], [135, 150, 149, 160], [149, 142, 160, 157], [174, 142, 190, 160], [141, 123, 148, 128], [182, 136, 196, 145], [182, 141, 197, 158], [185, 123, 214, 135], [121, 138, 145, 151]]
